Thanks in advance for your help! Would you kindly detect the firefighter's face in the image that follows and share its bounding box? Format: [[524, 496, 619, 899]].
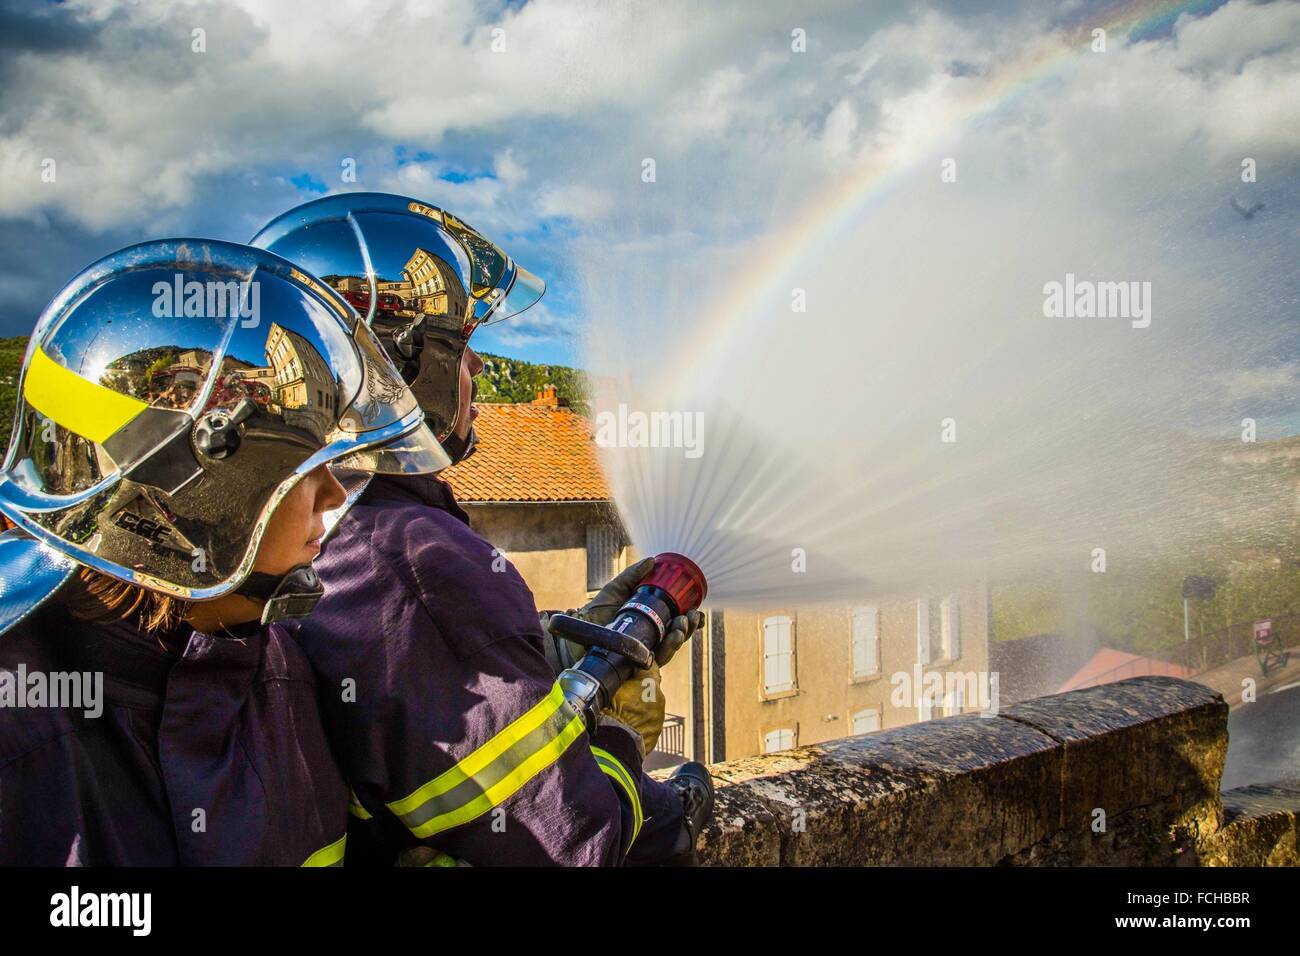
[[184, 465, 346, 631], [454, 345, 485, 440], [254, 465, 347, 575]]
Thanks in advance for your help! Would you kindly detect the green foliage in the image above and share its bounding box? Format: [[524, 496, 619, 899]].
[[476, 352, 590, 415], [994, 551, 1300, 655], [0, 337, 26, 451], [991, 580, 1064, 643]]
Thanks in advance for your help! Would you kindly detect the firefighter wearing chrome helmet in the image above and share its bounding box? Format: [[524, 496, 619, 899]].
[[0, 239, 445, 865], [250, 193, 546, 464], [252, 194, 712, 866]]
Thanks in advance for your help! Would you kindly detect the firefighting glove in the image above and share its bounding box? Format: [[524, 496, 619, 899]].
[[540, 557, 706, 668], [606, 661, 666, 756], [539, 607, 666, 754], [539, 559, 704, 754]]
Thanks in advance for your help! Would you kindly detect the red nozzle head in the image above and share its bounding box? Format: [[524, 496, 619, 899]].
[[641, 552, 708, 617]]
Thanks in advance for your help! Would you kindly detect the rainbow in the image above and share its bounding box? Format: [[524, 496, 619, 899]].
[[664, 0, 1225, 391]]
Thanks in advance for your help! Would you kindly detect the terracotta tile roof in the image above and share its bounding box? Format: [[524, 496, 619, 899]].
[[444, 389, 612, 503], [1057, 648, 1192, 692]]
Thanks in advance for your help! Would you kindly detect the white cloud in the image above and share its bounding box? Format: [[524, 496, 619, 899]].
[[536, 183, 614, 222], [820, 99, 858, 160], [2, 0, 1299, 362], [1217, 362, 1300, 405], [1172, 0, 1300, 71]]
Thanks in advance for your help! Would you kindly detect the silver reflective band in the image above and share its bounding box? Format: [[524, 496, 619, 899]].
[[386, 682, 584, 840]]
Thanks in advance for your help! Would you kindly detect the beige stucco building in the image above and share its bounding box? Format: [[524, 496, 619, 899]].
[[682, 593, 990, 763], [449, 388, 991, 768]]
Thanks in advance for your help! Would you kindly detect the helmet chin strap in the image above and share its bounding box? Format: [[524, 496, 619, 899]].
[[236, 564, 325, 624], [441, 425, 479, 465]]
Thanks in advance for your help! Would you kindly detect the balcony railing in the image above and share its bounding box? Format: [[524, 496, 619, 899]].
[[655, 714, 685, 758], [1148, 612, 1300, 675], [1077, 612, 1300, 689]]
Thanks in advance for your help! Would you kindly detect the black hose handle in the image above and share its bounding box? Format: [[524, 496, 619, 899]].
[[546, 613, 656, 670]]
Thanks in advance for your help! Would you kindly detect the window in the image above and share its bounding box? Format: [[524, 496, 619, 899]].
[[851, 605, 879, 678], [762, 615, 795, 694], [941, 595, 961, 660], [917, 597, 943, 664], [851, 709, 880, 735], [763, 728, 795, 754], [585, 524, 621, 590], [919, 693, 935, 722]]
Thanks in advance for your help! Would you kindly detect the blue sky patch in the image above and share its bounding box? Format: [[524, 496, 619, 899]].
[[289, 172, 328, 195]]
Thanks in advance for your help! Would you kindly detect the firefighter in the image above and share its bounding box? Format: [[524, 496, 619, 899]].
[[252, 193, 714, 866], [0, 239, 447, 865]]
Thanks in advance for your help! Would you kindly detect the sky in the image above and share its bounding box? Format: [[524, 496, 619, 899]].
[[1, 0, 1297, 373]]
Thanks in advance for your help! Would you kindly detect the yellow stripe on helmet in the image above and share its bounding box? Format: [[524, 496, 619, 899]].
[[23, 344, 148, 444]]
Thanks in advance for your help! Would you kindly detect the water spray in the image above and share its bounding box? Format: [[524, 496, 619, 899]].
[[552, 552, 707, 732]]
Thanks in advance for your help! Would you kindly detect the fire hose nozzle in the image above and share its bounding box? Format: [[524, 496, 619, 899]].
[[556, 552, 708, 730], [640, 551, 707, 618]]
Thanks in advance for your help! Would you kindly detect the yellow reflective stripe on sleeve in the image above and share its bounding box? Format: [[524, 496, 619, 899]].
[[23, 344, 148, 444], [389, 682, 565, 818], [348, 791, 372, 820], [591, 746, 643, 846], [301, 834, 347, 867], [387, 681, 586, 840]]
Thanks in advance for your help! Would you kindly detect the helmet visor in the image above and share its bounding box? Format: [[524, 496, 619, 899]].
[[478, 263, 546, 326]]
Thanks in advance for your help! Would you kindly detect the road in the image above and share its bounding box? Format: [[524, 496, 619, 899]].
[[1222, 681, 1300, 790]]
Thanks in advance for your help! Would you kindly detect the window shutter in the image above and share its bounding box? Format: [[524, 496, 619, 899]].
[[586, 524, 620, 590], [916, 600, 930, 665], [763, 621, 779, 691], [946, 595, 961, 659], [852, 606, 879, 677], [764, 728, 795, 753], [780, 618, 791, 688], [763, 615, 793, 693], [852, 709, 880, 735]]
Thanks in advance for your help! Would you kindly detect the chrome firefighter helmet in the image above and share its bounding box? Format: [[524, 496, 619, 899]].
[[250, 193, 545, 461], [0, 238, 448, 614]]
